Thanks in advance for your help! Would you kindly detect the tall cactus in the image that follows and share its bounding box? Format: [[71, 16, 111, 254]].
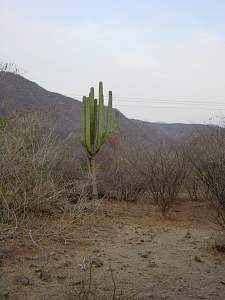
[[81, 82, 119, 199]]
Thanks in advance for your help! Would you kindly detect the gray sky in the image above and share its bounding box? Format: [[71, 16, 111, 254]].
[[1, 0, 225, 124]]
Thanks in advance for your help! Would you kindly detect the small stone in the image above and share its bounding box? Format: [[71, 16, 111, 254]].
[[185, 231, 191, 239], [57, 275, 67, 280], [25, 256, 40, 261], [191, 241, 198, 245], [91, 257, 103, 268], [141, 292, 154, 299], [0, 290, 9, 299], [140, 253, 149, 258], [144, 293, 154, 299], [161, 295, 170, 300], [60, 260, 72, 268], [40, 270, 51, 281], [93, 249, 100, 253], [215, 241, 225, 252], [0, 249, 13, 260], [214, 258, 222, 265], [148, 262, 158, 268], [29, 263, 39, 268], [53, 255, 60, 261], [194, 256, 203, 263], [73, 280, 84, 286], [15, 275, 30, 286], [196, 296, 210, 299], [63, 261, 71, 267]]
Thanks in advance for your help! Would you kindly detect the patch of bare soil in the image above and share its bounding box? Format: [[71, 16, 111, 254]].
[[0, 200, 225, 299]]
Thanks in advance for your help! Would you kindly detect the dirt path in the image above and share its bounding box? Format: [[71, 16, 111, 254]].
[[0, 200, 225, 299]]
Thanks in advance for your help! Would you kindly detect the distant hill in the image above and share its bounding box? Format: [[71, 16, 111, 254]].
[[131, 119, 207, 140], [0, 72, 208, 144]]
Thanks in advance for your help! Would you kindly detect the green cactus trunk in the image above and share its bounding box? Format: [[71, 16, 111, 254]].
[[81, 82, 119, 199], [89, 156, 98, 199]]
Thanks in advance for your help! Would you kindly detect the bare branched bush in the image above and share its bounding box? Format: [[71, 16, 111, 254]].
[[99, 139, 187, 214], [98, 142, 144, 201], [97, 139, 188, 213], [0, 110, 64, 222], [189, 126, 225, 231], [184, 168, 206, 201], [0, 110, 93, 228], [185, 176, 199, 201], [147, 144, 187, 215], [0, 62, 20, 75], [125, 143, 187, 215]]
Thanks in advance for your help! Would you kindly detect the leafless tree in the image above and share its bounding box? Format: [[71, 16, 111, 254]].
[[146, 144, 187, 215], [98, 142, 145, 201], [0, 62, 20, 78], [189, 126, 225, 230], [0, 109, 92, 227], [123, 142, 187, 215], [184, 173, 203, 201]]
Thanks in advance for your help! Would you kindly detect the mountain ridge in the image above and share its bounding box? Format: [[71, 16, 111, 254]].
[[0, 72, 208, 143]]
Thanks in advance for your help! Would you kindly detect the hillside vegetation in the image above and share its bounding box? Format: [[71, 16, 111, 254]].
[[0, 71, 225, 299]]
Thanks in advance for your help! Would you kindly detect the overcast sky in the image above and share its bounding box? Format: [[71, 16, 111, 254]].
[[1, 0, 225, 124]]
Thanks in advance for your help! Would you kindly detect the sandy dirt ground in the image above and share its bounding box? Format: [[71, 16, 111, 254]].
[[0, 200, 225, 300]]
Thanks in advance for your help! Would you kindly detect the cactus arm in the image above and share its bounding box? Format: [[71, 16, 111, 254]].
[[94, 98, 98, 147], [82, 96, 86, 145], [114, 110, 120, 131], [89, 87, 95, 152], [105, 90, 113, 139], [97, 81, 104, 148], [85, 97, 91, 153]]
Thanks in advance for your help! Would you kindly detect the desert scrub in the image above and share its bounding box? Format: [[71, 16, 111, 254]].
[[0, 110, 70, 223], [189, 126, 225, 232]]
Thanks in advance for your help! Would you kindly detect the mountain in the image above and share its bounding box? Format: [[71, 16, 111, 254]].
[[131, 120, 207, 140], [0, 72, 207, 144], [0, 71, 82, 136]]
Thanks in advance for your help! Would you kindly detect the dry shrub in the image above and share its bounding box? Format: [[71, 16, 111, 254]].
[[184, 169, 206, 201], [190, 126, 225, 231], [98, 142, 145, 201], [98, 139, 188, 216], [134, 143, 187, 216], [185, 176, 200, 201], [102, 141, 188, 215], [0, 109, 92, 227]]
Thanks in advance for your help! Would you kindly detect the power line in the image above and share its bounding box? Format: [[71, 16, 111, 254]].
[[65, 93, 225, 111], [68, 93, 225, 105], [114, 100, 225, 108], [116, 104, 225, 111]]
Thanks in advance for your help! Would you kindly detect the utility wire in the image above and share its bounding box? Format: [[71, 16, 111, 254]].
[[116, 105, 225, 111], [65, 93, 225, 111], [68, 93, 225, 105]]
